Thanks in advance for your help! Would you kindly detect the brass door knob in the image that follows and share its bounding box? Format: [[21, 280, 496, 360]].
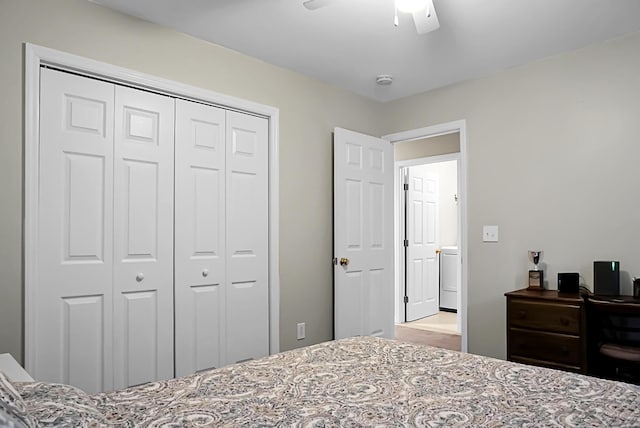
[[339, 258, 350, 266]]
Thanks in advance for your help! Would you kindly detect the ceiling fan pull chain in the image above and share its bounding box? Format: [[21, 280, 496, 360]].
[[394, 6, 399, 27]]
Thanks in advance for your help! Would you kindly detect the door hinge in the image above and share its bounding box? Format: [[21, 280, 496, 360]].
[[404, 296, 409, 304], [332, 257, 338, 266], [403, 239, 408, 247], [403, 183, 409, 191]]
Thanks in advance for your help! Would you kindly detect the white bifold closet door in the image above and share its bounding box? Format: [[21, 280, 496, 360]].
[[36, 68, 174, 393], [112, 85, 175, 390], [225, 110, 269, 365], [37, 69, 115, 393], [174, 100, 269, 376], [174, 100, 227, 376]]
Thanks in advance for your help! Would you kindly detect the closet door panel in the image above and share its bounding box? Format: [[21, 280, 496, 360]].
[[121, 290, 159, 386], [175, 100, 226, 376], [62, 295, 106, 391], [191, 284, 223, 372], [113, 86, 175, 389], [36, 68, 114, 393], [226, 111, 269, 364], [226, 281, 269, 363]]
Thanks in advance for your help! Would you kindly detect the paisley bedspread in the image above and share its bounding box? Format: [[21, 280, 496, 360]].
[[9, 336, 640, 427]]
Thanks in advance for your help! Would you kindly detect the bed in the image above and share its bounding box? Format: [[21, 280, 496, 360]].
[[2, 336, 640, 427]]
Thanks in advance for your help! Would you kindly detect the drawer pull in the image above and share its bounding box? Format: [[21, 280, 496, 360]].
[[518, 310, 527, 319], [560, 346, 568, 354], [559, 317, 570, 326]]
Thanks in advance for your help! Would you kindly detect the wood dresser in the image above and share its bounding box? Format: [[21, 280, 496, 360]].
[[505, 288, 587, 373]]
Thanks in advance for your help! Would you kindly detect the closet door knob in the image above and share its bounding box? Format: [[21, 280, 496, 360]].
[[136, 273, 144, 282], [202, 269, 209, 277]]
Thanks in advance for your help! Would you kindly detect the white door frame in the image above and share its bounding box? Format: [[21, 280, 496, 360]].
[[24, 43, 280, 372], [384, 120, 468, 352]]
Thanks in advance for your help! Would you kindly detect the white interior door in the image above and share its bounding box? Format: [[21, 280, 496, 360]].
[[36, 68, 115, 393], [174, 99, 227, 376], [405, 166, 439, 322], [334, 127, 394, 339], [112, 86, 175, 389], [225, 111, 269, 364]]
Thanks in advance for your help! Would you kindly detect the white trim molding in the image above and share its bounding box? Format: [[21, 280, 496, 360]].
[[384, 120, 468, 353], [24, 43, 281, 372]]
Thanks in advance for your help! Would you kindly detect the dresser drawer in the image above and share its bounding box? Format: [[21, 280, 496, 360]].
[[508, 328, 581, 366], [509, 299, 581, 335]]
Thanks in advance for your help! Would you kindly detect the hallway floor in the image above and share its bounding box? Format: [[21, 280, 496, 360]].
[[395, 311, 461, 352], [405, 311, 459, 335]]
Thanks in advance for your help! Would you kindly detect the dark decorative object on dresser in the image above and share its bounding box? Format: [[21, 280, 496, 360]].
[[593, 260, 620, 296], [505, 288, 587, 373], [557, 272, 580, 293], [527, 250, 544, 289]]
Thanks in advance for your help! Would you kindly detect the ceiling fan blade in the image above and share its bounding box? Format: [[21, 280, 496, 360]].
[[303, 0, 335, 10], [412, 0, 440, 34]]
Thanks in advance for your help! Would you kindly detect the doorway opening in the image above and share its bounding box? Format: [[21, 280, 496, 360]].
[[383, 121, 467, 352]]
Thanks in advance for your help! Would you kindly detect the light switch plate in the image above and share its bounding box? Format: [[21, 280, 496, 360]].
[[483, 225, 499, 242]]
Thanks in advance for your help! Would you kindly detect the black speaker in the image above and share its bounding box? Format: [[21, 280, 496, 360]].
[[557, 272, 579, 293], [593, 261, 620, 296]]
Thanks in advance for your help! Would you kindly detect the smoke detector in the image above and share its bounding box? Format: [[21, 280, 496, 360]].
[[376, 74, 393, 86]]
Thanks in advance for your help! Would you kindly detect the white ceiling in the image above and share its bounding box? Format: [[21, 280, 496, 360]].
[[90, 0, 640, 102]]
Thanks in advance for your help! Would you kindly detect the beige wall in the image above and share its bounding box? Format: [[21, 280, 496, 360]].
[[0, 0, 384, 363], [394, 133, 460, 161], [383, 31, 640, 359]]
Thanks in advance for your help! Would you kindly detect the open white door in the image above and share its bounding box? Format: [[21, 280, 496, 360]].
[[334, 128, 394, 339], [405, 166, 439, 322]]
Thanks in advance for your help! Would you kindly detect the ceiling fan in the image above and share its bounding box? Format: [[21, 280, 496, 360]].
[[302, 0, 440, 35]]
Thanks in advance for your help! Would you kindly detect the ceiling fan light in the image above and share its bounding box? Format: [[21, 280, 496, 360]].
[[395, 0, 427, 14]]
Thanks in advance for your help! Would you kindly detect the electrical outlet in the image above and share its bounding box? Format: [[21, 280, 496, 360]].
[[297, 322, 306, 340]]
